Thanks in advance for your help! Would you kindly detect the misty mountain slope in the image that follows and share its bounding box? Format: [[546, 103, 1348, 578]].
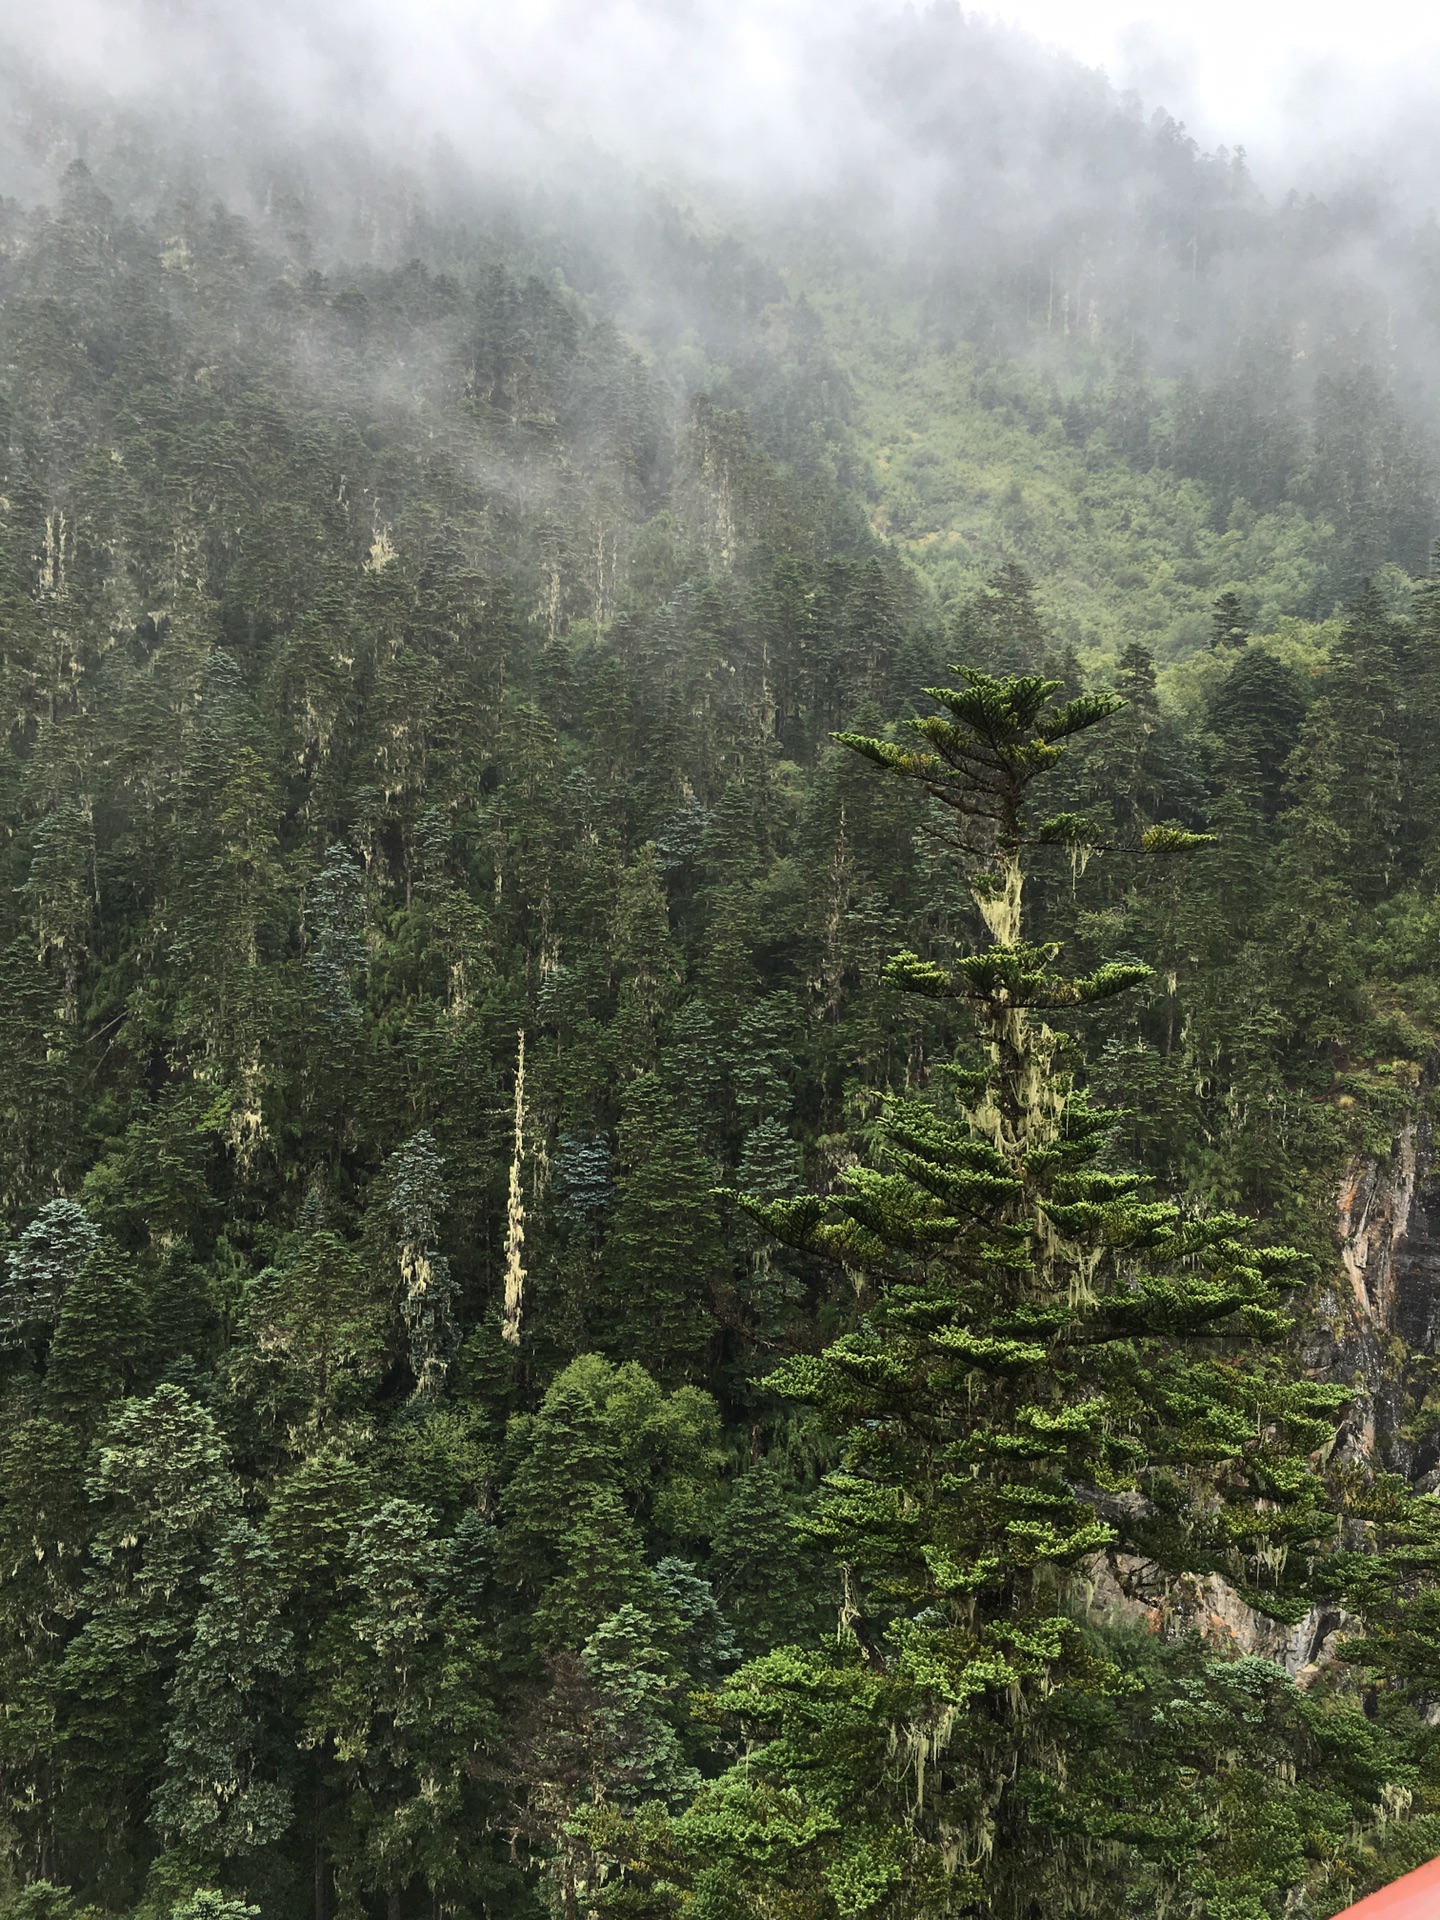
[[780, 272, 1339, 660], [11, 22, 1440, 1920], [7, 1, 1440, 646], [643, 7, 1440, 631], [585, 161, 1440, 657]]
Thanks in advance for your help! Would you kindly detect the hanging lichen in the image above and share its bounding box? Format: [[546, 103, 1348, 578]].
[[385, 1129, 456, 1400], [501, 1029, 527, 1347]]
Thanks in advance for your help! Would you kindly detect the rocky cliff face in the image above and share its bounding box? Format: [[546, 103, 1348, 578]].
[[1084, 1082, 1440, 1672], [1384, 1092, 1440, 1480], [1328, 1085, 1440, 1480], [1078, 1551, 1350, 1684]]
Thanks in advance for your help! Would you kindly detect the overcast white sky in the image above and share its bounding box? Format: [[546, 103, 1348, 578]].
[[987, 0, 1440, 166], [6, 0, 1440, 208]]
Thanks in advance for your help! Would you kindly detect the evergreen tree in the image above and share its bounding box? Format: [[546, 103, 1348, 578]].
[[578, 1604, 700, 1809], [708, 1462, 828, 1654], [0, 939, 78, 1213], [232, 1230, 389, 1449], [552, 1136, 614, 1232], [951, 563, 1047, 676], [43, 1242, 153, 1424], [1210, 589, 1250, 650], [56, 1389, 239, 1897], [1084, 639, 1169, 837], [1206, 644, 1307, 820], [1294, 585, 1403, 903], [303, 1498, 496, 1916], [0, 1200, 99, 1350], [735, 1120, 801, 1202], [152, 1521, 295, 1862], [735, 1121, 805, 1334], [304, 844, 367, 1027], [500, 1364, 655, 1648], [609, 846, 681, 1072], [80, 1090, 217, 1256], [619, 672, 1356, 1918], [730, 997, 797, 1129], [658, 1003, 725, 1146], [168, 695, 290, 1170], [597, 1078, 727, 1381], [648, 1558, 739, 1690], [6, 105, 1440, 1920], [500, 1357, 723, 1649], [382, 1132, 456, 1404], [19, 801, 95, 1024]]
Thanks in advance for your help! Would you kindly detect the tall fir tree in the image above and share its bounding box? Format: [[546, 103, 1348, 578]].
[[596, 1078, 728, 1381], [617, 671, 1361, 1920]]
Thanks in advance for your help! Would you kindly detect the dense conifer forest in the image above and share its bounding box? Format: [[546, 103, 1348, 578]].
[[12, 11, 1440, 1919]]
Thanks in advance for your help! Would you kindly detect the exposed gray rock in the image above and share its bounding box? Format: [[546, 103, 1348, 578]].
[[1081, 1068, 1440, 1667], [1075, 1551, 1352, 1684]]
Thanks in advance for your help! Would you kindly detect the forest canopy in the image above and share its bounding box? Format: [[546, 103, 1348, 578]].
[[6, 18, 1440, 1920]]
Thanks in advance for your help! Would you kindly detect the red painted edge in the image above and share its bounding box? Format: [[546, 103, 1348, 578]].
[[1332, 1854, 1440, 1917]]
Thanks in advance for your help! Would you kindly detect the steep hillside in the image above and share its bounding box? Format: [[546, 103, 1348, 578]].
[[788, 273, 1340, 660], [5, 28, 1440, 1920]]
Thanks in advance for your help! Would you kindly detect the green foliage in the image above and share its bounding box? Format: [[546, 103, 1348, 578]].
[[231, 1229, 389, 1447], [152, 1522, 294, 1858], [0, 1889, 100, 1920], [304, 845, 367, 1026], [383, 1132, 456, 1403], [608, 674, 1380, 1919], [0, 1200, 99, 1347], [167, 1894, 259, 1920], [0, 120, 1439, 1920], [597, 1079, 729, 1381]]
